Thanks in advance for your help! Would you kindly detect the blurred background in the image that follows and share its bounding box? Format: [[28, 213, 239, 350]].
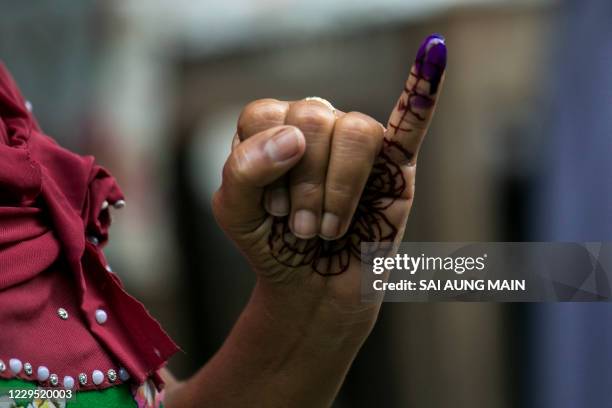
[[2, 0, 611, 406]]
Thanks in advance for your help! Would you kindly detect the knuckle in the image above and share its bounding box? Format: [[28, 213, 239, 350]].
[[326, 181, 355, 201], [335, 130, 377, 154], [293, 180, 324, 199], [288, 102, 335, 134], [335, 112, 382, 148], [238, 98, 287, 139]]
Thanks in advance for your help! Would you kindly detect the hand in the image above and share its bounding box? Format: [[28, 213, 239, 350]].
[[212, 34, 447, 326], [167, 35, 447, 408]]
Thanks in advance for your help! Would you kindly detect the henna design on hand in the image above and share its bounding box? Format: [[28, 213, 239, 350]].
[[267, 34, 446, 276], [268, 139, 412, 276], [388, 34, 446, 135]]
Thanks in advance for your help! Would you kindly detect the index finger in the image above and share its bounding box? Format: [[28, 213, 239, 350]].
[[385, 34, 447, 165]]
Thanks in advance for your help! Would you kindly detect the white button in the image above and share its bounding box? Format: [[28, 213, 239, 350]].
[[25, 100, 32, 112], [95, 309, 108, 324], [92, 370, 104, 385], [37, 366, 50, 381], [87, 236, 100, 245], [101, 200, 109, 210], [9, 358, 22, 374], [118, 367, 130, 381], [63, 376, 75, 389], [113, 200, 126, 209], [105, 265, 113, 273]]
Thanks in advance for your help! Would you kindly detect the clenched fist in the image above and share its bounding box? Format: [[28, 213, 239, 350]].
[[212, 34, 446, 320]]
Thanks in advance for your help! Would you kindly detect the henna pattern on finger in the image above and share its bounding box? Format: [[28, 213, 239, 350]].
[[268, 139, 411, 276], [388, 34, 447, 135], [388, 79, 429, 134]]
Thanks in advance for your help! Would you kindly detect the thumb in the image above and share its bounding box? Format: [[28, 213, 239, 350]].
[[213, 125, 305, 234]]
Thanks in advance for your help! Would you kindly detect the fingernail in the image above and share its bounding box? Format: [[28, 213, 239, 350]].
[[320, 213, 340, 240], [292, 209, 317, 238], [415, 33, 447, 94], [266, 189, 290, 216], [265, 127, 301, 162]]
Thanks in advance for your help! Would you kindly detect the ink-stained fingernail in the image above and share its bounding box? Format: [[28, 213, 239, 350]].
[[292, 209, 317, 238], [320, 212, 340, 240], [266, 189, 290, 216], [415, 34, 447, 94], [264, 127, 302, 162]]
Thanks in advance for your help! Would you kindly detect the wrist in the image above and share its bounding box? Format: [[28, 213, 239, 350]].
[[252, 278, 380, 344], [173, 277, 379, 408]]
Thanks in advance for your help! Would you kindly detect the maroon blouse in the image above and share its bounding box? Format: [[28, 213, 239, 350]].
[[0, 63, 179, 391]]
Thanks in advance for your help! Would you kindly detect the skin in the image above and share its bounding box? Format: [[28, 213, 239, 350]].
[[163, 34, 447, 408]]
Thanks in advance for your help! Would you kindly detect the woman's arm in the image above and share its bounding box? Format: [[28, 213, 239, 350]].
[[162, 34, 446, 408], [164, 281, 376, 408]]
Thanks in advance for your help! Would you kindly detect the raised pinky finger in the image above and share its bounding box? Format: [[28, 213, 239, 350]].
[[385, 34, 447, 165]]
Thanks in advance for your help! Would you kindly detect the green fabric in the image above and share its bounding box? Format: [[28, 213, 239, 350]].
[[0, 377, 137, 407], [69, 383, 136, 408], [0, 379, 36, 407]]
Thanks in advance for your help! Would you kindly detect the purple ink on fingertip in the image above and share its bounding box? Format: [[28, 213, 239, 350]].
[[414, 34, 447, 94]]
